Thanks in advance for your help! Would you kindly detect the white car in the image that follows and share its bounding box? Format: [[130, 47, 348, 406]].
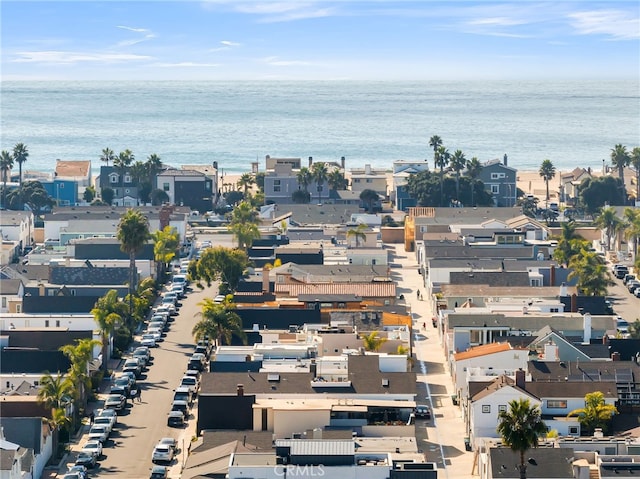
[[180, 375, 199, 394], [141, 334, 157, 348], [151, 443, 175, 464], [146, 328, 163, 342], [97, 408, 117, 425], [93, 416, 113, 433], [88, 425, 109, 443], [81, 440, 103, 457]]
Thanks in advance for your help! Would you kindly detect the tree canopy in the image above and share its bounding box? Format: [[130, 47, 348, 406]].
[[567, 391, 617, 435], [188, 245, 249, 294], [577, 176, 626, 215], [406, 170, 493, 207]]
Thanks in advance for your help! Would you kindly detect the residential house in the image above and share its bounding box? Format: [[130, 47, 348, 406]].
[[476, 157, 517, 207], [346, 248, 389, 266], [0, 280, 23, 314], [0, 211, 34, 254], [0, 437, 35, 479], [51, 159, 92, 203], [349, 164, 389, 197], [98, 165, 139, 206], [479, 446, 574, 479], [181, 164, 219, 206], [197, 354, 416, 435], [392, 160, 429, 211], [156, 169, 213, 213], [559, 167, 593, 205], [41, 178, 78, 207], [0, 417, 54, 479], [276, 282, 397, 306]]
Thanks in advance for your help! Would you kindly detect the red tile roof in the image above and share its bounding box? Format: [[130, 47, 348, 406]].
[[55, 160, 91, 178], [276, 282, 396, 298]]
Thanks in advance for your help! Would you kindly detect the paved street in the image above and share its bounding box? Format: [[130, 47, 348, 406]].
[[387, 244, 475, 479]]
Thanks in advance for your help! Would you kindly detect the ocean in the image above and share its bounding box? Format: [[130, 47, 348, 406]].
[[1, 80, 638, 175]]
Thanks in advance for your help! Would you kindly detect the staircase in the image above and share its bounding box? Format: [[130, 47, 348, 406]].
[[589, 465, 600, 479]]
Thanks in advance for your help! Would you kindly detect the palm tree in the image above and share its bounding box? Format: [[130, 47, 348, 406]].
[[552, 221, 586, 266], [129, 161, 147, 205], [237, 173, 255, 196], [568, 247, 612, 296], [145, 153, 163, 182], [435, 146, 450, 207], [100, 147, 116, 167], [466, 157, 482, 207], [623, 207, 640, 262], [228, 200, 260, 249], [91, 290, 123, 371], [37, 372, 74, 452], [114, 149, 134, 205], [450, 150, 466, 201], [193, 298, 246, 347], [311, 162, 329, 203], [630, 146, 640, 203], [361, 331, 387, 352], [594, 206, 622, 252], [538, 159, 556, 203], [346, 223, 368, 248], [60, 338, 101, 407], [359, 188, 380, 213], [327, 169, 348, 191], [567, 391, 617, 435], [0, 150, 14, 208], [12, 143, 29, 187], [428, 135, 442, 168], [610, 144, 630, 201], [296, 167, 312, 193], [497, 398, 548, 479], [151, 226, 180, 284], [117, 209, 150, 326]]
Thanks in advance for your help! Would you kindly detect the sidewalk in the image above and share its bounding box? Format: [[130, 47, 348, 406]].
[[388, 244, 476, 478]]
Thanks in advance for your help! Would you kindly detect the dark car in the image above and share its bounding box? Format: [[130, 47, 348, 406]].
[[414, 405, 432, 419], [150, 465, 168, 479], [167, 410, 185, 427], [615, 267, 629, 279], [171, 400, 189, 417], [123, 358, 143, 378], [75, 451, 97, 469]]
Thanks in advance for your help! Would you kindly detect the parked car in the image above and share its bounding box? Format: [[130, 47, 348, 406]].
[[213, 294, 226, 304], [141, 334, 157, 348], [623, 274, 636, 285], [188, 352, 207, 372], [414, 405, 432, 419], [173, 386, 192, 405], [88, 424, 110, 443], [74, 451, 97, 469], [97, 408, 118, 425], [627, 280, 640, 293], [93, 416, 114, 434], [150, 465, 168, 479], [104, 394, 126, 412], [151, 442, 175, 464], [112, 378, 131, 397], [159, 437, 178, 453], [145, 328, 163, 343], [167, 409, 185, 427], [180, 375, 199, 394], [133, 346, 151, 365], [617, 317, 630, 333], [66, 465, 88, 479], [615, 266, 629, 279], [171, 399, 189, 417], [123, 358, 143, 377], [81, 439, 103, 457]]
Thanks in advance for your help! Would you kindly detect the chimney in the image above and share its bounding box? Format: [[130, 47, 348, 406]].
[[544, 341, 558, 362], [559, 282, 567, 297], [602, 335, 609, 345], [308, 156, 313, 167], [583, 312, 592, 344], [310, 359, 317, 378], [237, 384, 244, 397], [341, 156, 346, 169], [38, 283, 45, 296], [262, 265, 270, 293], [159, 205, 172, 230], [571, 293, 578, 313], [550, 265, 556, 286], [503, 154, 508, 166], [611, 351, 621, 361], [515, 369, 526, 390]]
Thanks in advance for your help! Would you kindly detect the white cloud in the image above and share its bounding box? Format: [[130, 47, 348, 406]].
[[568, 10, 640, 40], [116, 25, 150, 33], [220, 40, 241, 47], [11, 51, 152, 64], [467, 17, 528, 27], [227, 2, 336, 23], [115, 34, 156, 48]]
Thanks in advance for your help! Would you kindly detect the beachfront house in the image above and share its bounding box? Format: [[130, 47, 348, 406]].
[[349, 164, 389, 197], [53, 159, 92, 203], [98, 165, 139, 206], [477, 157, 517, 207], [156, 169, 214, 213], [392, 160, 429, 211]]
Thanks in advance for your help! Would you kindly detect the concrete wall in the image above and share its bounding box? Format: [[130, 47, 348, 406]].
[[272, 408, 330, 439], [380, 227, 404, 243]]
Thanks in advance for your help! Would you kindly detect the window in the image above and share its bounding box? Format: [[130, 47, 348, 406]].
[[366, 179, 373, 183], [482, 405, 491, 413], [48, 290, 56, 296], [274, 186, 281, 192], [498, 405, 507, 412], [491, 172, 506, 179], [274, 180, 281, 185], [59, 183, 65, 189], [547, 400, 567, 409], [110, 175, 118, 183], [354, 178, 361, 183], [550, 308, 559, 313], [56, 320, 60, 327], [125, 189, 130, 194], [45, 320, 50, 327], [470, 330, 481, 343], [16, 305, 21, 313], [491, 185, 500, 194], [569, 426, 578, 435], [1, 297, 6, 308], [163, 183, 170, 191], [124, 174, 131, 183]]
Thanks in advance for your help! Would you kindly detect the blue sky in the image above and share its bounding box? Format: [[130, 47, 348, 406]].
[[2, 1, 639, 81]]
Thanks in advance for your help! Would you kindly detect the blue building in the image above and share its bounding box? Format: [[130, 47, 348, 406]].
[[42, 179, 78, 207]]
